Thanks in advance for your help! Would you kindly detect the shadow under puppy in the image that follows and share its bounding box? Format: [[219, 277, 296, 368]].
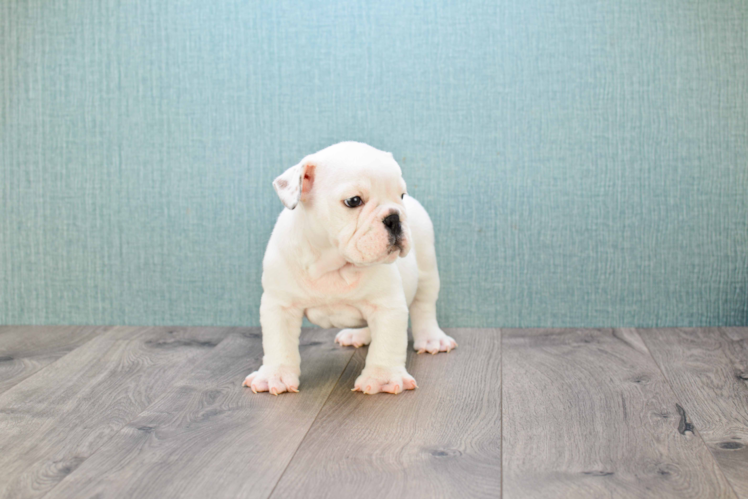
[[244, 142, 456, 395]]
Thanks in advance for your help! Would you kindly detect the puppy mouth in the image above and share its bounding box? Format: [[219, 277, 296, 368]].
[[388, 240, 404, 255]]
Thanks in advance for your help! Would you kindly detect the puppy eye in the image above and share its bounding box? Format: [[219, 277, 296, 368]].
[[401, 193, 406, 199], [344, 196, 363, 208]]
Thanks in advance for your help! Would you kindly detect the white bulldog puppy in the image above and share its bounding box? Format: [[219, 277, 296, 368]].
[[243, 142, 456, 395]]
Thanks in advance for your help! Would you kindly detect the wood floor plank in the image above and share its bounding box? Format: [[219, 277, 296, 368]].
[[0, 325, 109, 394], [502, 328, 735, 498], [46, 328, 355, 499], [271, 328, 501, 499], [0, 325, 232, 498], [640, 327, 748, 498]]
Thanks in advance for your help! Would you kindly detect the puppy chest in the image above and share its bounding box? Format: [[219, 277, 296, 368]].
[[304, 304, 366, 329]]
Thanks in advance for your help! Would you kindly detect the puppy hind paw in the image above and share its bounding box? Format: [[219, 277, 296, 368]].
[[335, 327, 371, 348], [413, 331, 458, 354], [243, 365, 300, 395]]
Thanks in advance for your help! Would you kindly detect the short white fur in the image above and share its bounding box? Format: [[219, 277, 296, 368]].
[[244, 142, 456, 395]]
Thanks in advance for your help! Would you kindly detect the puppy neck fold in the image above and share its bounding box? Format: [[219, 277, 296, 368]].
[[306, 247, 349, 281]]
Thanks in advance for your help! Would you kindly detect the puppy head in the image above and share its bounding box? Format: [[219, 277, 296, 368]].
[[273, 142, 411, 266]]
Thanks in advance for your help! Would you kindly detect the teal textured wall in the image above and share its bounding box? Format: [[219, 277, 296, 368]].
[[1, 1, 747, 327]]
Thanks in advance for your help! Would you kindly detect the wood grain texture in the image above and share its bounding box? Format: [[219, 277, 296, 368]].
[[641, 327, 748, 498], [0, 326, 232, 498], [0, 326, 108, 394], [271, 329, 501, 499], [502, 328, 735, 499], [47, 328, 355, 499]]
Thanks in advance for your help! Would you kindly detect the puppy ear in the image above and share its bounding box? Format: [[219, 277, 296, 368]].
[[272, 162, 316, 210]]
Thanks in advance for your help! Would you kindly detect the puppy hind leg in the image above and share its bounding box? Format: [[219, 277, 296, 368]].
[[335, 327, 371, 348], [409, 263, 457, 355]]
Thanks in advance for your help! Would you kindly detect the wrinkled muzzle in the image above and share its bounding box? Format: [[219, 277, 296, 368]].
[[343, 212, 411, 266]]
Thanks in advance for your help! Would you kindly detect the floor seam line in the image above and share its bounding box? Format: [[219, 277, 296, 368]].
[[636, 327, 739, 498], [266, 343, 357, 499]]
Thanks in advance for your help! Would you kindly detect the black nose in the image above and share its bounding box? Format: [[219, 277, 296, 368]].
[[383, 213, 401, 234]]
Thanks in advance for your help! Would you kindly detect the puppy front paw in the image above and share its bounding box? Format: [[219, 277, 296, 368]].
[[413, 330, 458, 354], [335, 327, 371, 348], [353, 366, 417, 395], [243, 365, 300, 395]]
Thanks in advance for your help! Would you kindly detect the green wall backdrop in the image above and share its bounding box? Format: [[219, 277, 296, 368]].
[[1, 1, 747, 327]]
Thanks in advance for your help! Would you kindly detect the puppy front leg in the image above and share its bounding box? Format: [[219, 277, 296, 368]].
[[243, 295, 303, 395], [353, 305, 417, 395]]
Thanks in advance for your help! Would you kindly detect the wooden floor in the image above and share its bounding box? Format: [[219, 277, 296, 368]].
[[0, 327, 746, 498]]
